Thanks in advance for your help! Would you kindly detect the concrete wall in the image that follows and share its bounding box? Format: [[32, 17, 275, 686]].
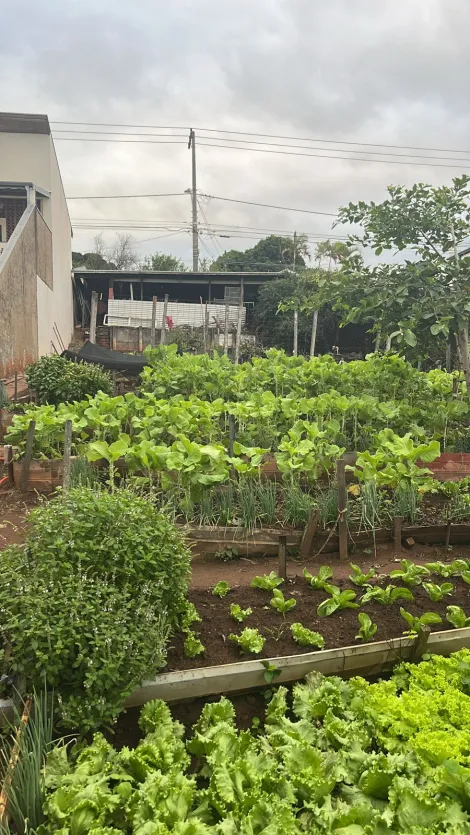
[[0, 130, 73, 360], [0, 207, 38, 377]]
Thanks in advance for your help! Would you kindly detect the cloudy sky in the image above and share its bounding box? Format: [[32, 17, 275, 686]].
[[4, 0, 470, 267]]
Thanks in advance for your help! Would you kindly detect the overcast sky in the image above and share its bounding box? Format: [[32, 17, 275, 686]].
[[4, 0, 470, 266]]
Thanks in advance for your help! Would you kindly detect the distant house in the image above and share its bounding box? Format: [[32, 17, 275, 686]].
[[0, 112, 73, 378]]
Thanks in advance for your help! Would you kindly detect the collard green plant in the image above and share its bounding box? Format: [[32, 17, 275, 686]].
[[269, 588, 297, 615], [212, 581, 231, 598], [348, 562, 376, 586], [355, 613, 378, 642], [251, 571, 284, 591], [229, 628, 265, 654], [446, 606, 470, 629], [400, 607, 442, 635], [317, 589, 358, 617], [360, 584, 414, 605], [422, 581, 454, 602], [290, 622, 325, 648], [230, 603, 253, 623]]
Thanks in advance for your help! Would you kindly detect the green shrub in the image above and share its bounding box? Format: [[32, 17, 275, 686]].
[[0, 488, 191, 730], [25, 487, 191, 626], [25, 354, 113, 405]]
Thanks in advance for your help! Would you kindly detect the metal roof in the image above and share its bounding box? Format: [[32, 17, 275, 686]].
[[0, 112, 50, 135]]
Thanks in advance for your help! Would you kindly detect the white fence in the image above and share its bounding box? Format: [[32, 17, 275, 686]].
[[105, 299, 245, 329]]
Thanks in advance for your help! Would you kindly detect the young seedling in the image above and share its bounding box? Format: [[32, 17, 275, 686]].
[[269, 588, 297, 615], [251, 572, 284, 591], [355, 613, 378, 642], [230, 603, 252, 623], [303, 565, 334, 591], [317, 589, 358, 617], [183, 632, 205, 658], [348, 563, 376, 587], [290, 622, 325, 648], [229, 628, 265, 654], [360, 585, 414, 605], [422, 581, 454, 602], [180, 601, 202, 632], [390, 559, 430, 586], [212, 581, 231, 598], [399, 607, 442, 635], [446, 605, 470, 628]]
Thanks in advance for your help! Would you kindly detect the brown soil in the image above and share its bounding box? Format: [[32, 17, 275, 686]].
[[165, 573, 470, 672]]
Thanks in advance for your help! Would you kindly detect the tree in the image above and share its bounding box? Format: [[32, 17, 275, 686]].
[[141, 252, 188, 271], [331, 177, 470, 389], [314, 240, 355, 269], [211, 234, 310, 272], [108, 233, 138, 270]]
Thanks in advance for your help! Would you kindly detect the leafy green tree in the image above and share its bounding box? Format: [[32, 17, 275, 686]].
[[332, 177, 470, 385], [72, 251, 116, 270], [211, 234, 310, 272], [141, 252, 188, 271]]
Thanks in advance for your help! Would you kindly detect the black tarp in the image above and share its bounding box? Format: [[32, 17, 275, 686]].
[[62, 341, 149, 374]]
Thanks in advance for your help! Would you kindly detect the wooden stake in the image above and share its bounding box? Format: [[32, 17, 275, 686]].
[[20, 420, 36, 492], [150, 295, 157, 348], [160, 294, 169, 345], [62, 419, 73, 492], [224, 296, 230, 354], [228, 414, 236, 457], [4, 445, 13, 484], [300, 507, 320, 558], [278, 534, 287, 580], [411, 625, 431, 662], [336, 458, 348, 560], [453, 377, 459, 398], [310, 310, 318, 358], [89, 290, 98, 344], [445, 520, 452, 549], [394, 516, 403, 556], [205, 303, 210, 353], [13, 372, 18, 403], [234, 279, 244, 365]]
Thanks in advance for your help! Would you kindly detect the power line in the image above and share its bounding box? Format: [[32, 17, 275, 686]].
[[49, 119, 470, 156], [66, 192, 186, 200], [201, 193, 337, 217], [53, 129, 187, 137], [55, 137, 186, 145], [198, 141, 470, 171]]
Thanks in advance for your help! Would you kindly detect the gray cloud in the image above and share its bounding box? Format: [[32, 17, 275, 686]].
[[4, 0, 470, 265]]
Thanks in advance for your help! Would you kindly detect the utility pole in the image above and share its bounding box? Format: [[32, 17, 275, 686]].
[[293, 231, 298, 356], [188, 129, 199, 271]]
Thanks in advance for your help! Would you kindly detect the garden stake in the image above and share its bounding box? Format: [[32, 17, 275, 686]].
[[20, 420, 36, 492], [62, 419, 73, 492], [445, 521, 452, 549], [228, 414, 236, 457], [411, 625, 431, 662], [394, 516, 403, 556], [336, 458, 348, 560], [3, 445, 13, 484], [300, 508, 320, 558], [150, 295, 157, 347], [278, 534, 287, 580]]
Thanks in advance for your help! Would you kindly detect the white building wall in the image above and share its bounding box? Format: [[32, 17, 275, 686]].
[[0, 130, 73, 357], [107, 299, 245, 329], [36, 275, 54, 355]]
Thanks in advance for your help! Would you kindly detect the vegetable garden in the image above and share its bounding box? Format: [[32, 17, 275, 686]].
[[4, 347, 470, 831]]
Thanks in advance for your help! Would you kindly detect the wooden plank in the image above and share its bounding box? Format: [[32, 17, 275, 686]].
[[278, 534, 287, 580], [62, 420, 73, 492], [20, 420, 36, 492], [150, 295, 157, 348], [394, 516, 403, 556], [336, 458, 348, 560], [3, 445, 13, 484], [228, 415, 236, 458], [160, 294, 169, 345], [300, 508, 320, 558], [124, 626, 470, 706], [411, 626, 430, 662]]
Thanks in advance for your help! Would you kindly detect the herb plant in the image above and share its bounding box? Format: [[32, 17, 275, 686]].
[[290, 623, 325, 648], [25, 354, 113, 405], [229, 628, 265, 654]]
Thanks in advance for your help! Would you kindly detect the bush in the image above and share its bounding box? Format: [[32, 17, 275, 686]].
[[0, 488, 191, 730], [25, 354, 113, 404]]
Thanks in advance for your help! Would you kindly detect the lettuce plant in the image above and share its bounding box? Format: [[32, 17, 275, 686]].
[[290, 622, 325, 648], [251, 572, 284, 591], [422, 581, 453, 602], [229, 628, 265, 654], [348, 562, 376, 586], [269, 589, 296, 615], [446, 605, 470, 628], [317, 589, 358, 617], [230, 603, 252, 623], [212, 581, 231, 598], [360, 584, 414, 605], [400, 607, 442, 635], [390, 559, 430, 586], [303, 565, 334, 591], [183, 632, 205, 658], [355, 613, 378, 642]]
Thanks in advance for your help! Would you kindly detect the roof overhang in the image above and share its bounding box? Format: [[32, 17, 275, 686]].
[[0, 112, 50, 135], [0, 181, 50, 198]]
